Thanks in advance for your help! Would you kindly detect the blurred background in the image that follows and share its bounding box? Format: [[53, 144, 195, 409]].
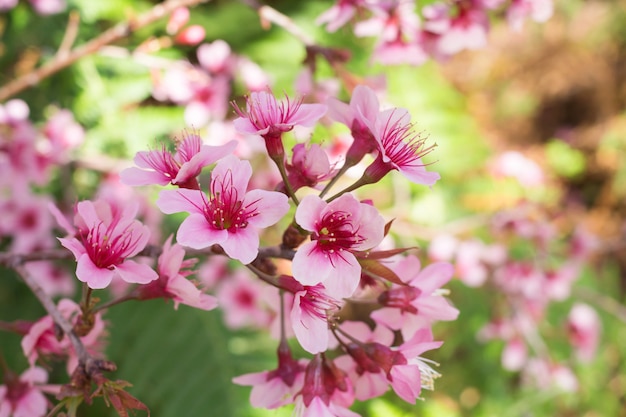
[[1, 0, 625, 416]]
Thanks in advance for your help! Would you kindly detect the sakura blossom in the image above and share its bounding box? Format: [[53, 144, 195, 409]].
[[292, 193, 385, 298], [567, 303, 601, 363], [55, 199, 158, 289], [371, 256, 459, 339], [361, 108, 440, 187], [156, 155, 290, 264], [279, 143, 336, 193], [137, 236, 217, 311], [120, 131, 236, 189]]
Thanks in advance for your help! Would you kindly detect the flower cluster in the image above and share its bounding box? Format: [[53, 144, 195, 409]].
[[317, 0, 554, 65]]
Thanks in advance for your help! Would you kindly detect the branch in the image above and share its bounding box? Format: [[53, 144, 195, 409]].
[[0, 0, 209, 102], [239, 0, 315, 46]]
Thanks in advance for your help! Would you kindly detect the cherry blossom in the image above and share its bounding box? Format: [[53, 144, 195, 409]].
[[120, 131, 236, 189], [0, 367, 58, 417], [567, 303, 600, 363], [156, 155, 290, 264], [292, 193, 385, 298], [279, 143, 336, 193], [56, 199, 157, 289], [137, 236, 217, 311]]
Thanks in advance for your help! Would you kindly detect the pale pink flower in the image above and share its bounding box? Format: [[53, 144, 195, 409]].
[[156, 155, 290, 264], [433, 5, 489, 56], [24, 260, 75, 297], [523, 358, 578, 392], [233, 342, 306, 409], [121, 131, 236, 189], [28, 0, 65, 14], [567, 303, 600, 363], [501, 337, 527, 371], [362, 108, 440, 186], [489, 150, 544, 186], [166, 7, 190, 34], [174, 25, 205, 45], [507, 0, 553, 31], [371, 256, 459, 339], [0, 367, 58, 417], [138, 236, 217, 311], [292, 193, 385, 298], [197, 40, 234, 74], [215, 268, 276, 329], [56, 199, 157, 289]]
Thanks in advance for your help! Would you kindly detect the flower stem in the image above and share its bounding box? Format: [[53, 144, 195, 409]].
[[319, 161, 353, 199], [271, 155, 300, 205]]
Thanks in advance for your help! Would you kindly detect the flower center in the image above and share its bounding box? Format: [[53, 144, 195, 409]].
[[313, 210, 364, 253], [80, 221, 138, 268]]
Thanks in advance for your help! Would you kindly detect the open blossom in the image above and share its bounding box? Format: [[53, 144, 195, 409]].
[[361, 108, 440, 187], [232, 91, 327, 159], [371, 256, 459, 339], [137, 236, 217, 311], [0, 367, 58, 417], [156, 155, 290, 264], [567, 303, 600, 362], [55, 200, 158, 289], [120, 131, 236, 189], [279, 275, 342, 354], [292, 194, 385, 298]]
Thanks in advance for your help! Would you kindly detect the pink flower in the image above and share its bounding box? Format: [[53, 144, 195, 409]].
[[156, 155, 290, 264], [21, 299, 106, 374], [489, 151, 544, 187], [232, 91, 327, 159], [120, 131, 236, 189], [138, 236, 217, 311], [567, 303, 600, 363], [294, 355, 358, 417], [55, 200, 157, 289], [371, 256, 459, 339], [326, 85, 381, 166], [292, 194, 385, 298], [233, 342, 306, 409], [362, 108, 440, 187], [279, 143, 336, 193], [278, 276, 342, 354], [0, 367, 58, 417], [507, 0, 553, 31]]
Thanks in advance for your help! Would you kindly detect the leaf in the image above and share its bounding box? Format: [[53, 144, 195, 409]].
[[359, 259, 406, 286]]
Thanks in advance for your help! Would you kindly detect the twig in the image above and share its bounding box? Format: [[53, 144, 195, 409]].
[[12, 262, 90, 363], [239, 0, 315, 46], [0, 0, 209, 102], [56, 11, 81, 60]]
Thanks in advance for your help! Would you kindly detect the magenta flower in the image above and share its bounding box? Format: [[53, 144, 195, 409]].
[[120, 131, 236, 189], [138, 236, 218, 311], [57, 200, 157, 289], [362, 108, 440, 187], [292, 194, 385, 298], [156, 155, 290, 264], [232, 91, 327, 159]]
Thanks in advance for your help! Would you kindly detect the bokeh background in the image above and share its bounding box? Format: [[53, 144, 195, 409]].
[[1, 0, 625, 416]]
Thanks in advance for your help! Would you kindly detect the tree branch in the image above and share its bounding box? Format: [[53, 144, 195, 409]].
[[0, 0, 209, 102]]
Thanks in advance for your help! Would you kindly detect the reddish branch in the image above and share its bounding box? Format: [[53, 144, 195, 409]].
[[0, 0, 209, 102]]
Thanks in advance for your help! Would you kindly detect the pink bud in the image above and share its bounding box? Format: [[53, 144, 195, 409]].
[[167, 7, 190, 35], [174, 25, 206, 46]]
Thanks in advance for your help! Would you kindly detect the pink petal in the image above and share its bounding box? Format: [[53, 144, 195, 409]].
[[176, 214, 227, 249], [291, 293, 329, 354], [174, 141, 237, 185], [390, 364, 421, 403], [352, 85, 380, 127], [233, 117, 267, 135], [288, 103, 327, 127], [120, 166, 170, 186], [114, 260, 158, 285], [326, 97, 353, 127], [211, 155, 252, 195], [220, 227, 259, 264], [58, 237, 85, 261], [294, 194, 327, 232], [398, 165, 440, 187], [168, 275, 218, 310], [370, 308, 403, 331], [76, 254, 115, 289], [243, 189, 290, 228], [410, 261, 454, 294], [156, 189, 206, 215]]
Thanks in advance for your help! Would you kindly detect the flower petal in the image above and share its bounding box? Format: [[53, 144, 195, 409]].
[[76, 254, 114, 289], [176, 214, 227, 249], [115, 260, 158, 285]]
